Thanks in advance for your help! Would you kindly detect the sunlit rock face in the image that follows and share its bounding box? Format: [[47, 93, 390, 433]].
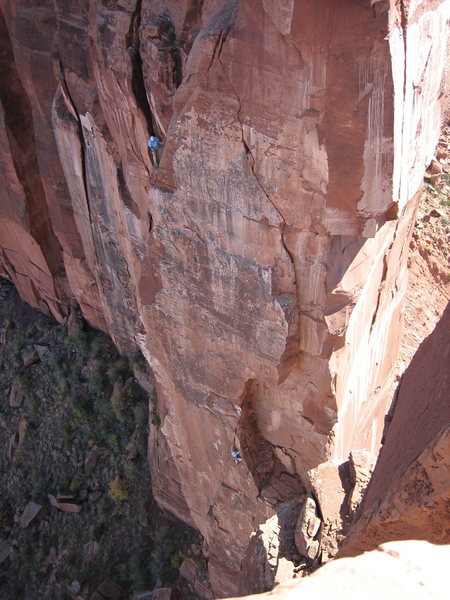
[[0, 1, 448, 596], [221, 541, 450, 600], [340, 304, 450, 558]]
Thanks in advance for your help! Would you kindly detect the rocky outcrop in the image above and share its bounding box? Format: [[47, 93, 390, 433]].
[[222, 540, 450, 600], [347, 449, 376, 518], [0, 1, 449, 596], [340, 303, 450, 557], [294, 497, 321, 562], [239, 498, 305, 595]]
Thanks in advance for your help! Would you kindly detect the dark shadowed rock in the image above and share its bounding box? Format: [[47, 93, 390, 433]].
[[9, 377, 24, 407], [21, 347, 39, 367], [91, 580, 124, 600], [0, 539, 12, 563]]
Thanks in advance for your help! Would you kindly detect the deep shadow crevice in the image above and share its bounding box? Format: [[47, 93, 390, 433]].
[[126, 0, 155, 136]]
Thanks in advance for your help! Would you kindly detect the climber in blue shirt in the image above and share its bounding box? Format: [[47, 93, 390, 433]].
[[231, 448, 243, 465], [148, 136, 160, 167]]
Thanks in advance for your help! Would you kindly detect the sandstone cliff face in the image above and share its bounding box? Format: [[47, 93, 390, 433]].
[[340, 303, 450, 557], [0, 1, 449, 596]]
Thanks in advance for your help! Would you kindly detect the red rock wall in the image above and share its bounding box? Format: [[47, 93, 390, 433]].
[[0, 1, 449, 596], [340, 303, 450, 556]]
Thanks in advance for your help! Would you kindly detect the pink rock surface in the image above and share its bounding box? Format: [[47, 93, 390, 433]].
[[347, 449, 376, 518], [340, 303, 450, 557], [0, 1, 449, 595]]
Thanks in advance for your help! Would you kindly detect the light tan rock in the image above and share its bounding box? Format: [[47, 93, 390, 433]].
[[307, 460, 348, 524], [273, 558, 295, 585], [307, 460, 349, 560], [430, 159, 443, 174], [9, 377, 24, 408], [56, 502, 82, 514], [347, 449, 376, 517], [222, 541, 450, 600], [341, 305, 450, 557], [20, 501, 42, 528], [294, 497, 321, 560], [240, 499, 303, 595]]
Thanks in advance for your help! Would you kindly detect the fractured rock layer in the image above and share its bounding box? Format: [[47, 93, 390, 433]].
[[0, 1, 449, 595]]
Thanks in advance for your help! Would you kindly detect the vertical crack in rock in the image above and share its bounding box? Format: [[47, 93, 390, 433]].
[[216, 54, 298, 295], [369, 202, 406, 335], [398, 0, 409, 198], [399, 0, 408, 104], [116, 162, 140, 216], [369, 255, 388, 334], [216, 48, 301, 383], [126, 0, 156, 135], [207, 27, 230, 71], [57, 63, 93, 229]]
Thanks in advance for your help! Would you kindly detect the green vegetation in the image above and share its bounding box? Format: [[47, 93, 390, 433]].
[[101, 0, 119, 9], [0, 279, 198, 600], [108, 477, 129, 501]]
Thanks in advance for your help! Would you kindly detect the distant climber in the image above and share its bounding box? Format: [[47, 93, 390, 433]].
[[231, 448, 243, 465], [148, 135, 160, 168]]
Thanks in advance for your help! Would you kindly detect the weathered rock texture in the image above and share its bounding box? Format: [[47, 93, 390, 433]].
[[340, 303, 450, 557], [222, 540, 450, 600], [0, 1, 449, 596]]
